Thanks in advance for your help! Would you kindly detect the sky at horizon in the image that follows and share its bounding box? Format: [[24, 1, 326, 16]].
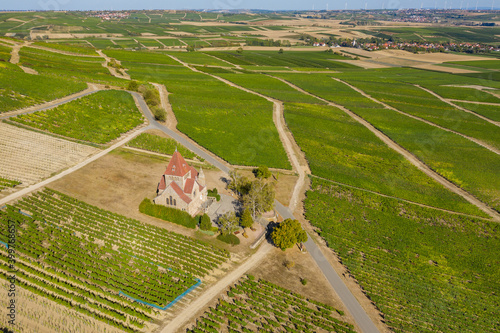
[[1, 0, 498, 11]]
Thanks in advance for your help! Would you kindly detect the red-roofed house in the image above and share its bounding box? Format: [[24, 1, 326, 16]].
[[154, 151, 207, 216]]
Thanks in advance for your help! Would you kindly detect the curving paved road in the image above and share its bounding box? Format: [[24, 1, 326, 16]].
[[140, 62, 381, 332], [2, 81, 381, 332], [274, 201, 380, 333]]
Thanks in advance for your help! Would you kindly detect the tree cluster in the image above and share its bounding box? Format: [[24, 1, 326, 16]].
[[271, 218, 307, 251]]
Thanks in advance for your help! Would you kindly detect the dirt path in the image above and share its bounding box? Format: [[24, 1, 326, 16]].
[[203, 52, 243, 69], [158, 242, 272, 333], [19, 65, 38, 75], [151, 82, 178, 130], [96, 50, 131, 80], [155, 38, 167, 48], [271, 76, 500, 222], [448, 99, 500, 106], [335, 78, 500, 156], [417, 85, 500, 127], [9, 42, 24, 64], [167, 54, 309, 211]]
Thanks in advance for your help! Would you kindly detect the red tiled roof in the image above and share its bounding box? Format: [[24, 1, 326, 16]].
[[189, 166, 198, 179], [158, 175, 166, 191], [164, 151, 190, 177], [184, 178, 195, 194], [170, 181, 192, 204], [198, 183, 204, 191]]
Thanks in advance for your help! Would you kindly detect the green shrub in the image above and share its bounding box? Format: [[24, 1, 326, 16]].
[[200, 214, 212, 231], [217, 233, 240, 245], [207, 188, 221, 201], [139, 198, 198, 229], [127, 80, 139, 91], [253, 166, 271, 179], [151, 105, 167, 121], [300, 278, 307, 286]]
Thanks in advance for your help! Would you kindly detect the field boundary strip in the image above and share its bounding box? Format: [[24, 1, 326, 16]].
[[119, 278, 202, 311], [416, 85, 500, 127]]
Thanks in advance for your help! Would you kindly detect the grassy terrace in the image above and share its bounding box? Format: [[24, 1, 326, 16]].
[[121, 61, 291, 169], [205, 50, 357, 69], [0, 63, 87, 113], [11, 90, 143, 144], [283, 102, 487, 216], [127, 132, 198, 159], [274, 72, 500, 213], [19, 46, 127, 86], [305, 178, 500, 333]]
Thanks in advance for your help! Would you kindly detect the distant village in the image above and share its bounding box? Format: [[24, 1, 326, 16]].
[[313, 39, 500, 53], [89, 11, 130, 20]]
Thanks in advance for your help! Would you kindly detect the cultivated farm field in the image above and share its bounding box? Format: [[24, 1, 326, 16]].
[[0, 123, 99, 186], [187, 276, 356, 333], [274, 72, 500, 212], [124, 62, 291, 169], [305, 178, 500, 333], [127, 132, 198, 159], [0, 189, 230, 332], [11, 90, 143, 144], [1, 9, 500, 333], [0, 63, 87, 113], [283, 102, 486, 216]]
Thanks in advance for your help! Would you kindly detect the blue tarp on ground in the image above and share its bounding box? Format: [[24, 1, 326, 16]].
[[0, 240, 8, 249]]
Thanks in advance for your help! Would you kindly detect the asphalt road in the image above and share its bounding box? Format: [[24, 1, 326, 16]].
[[131, 91, 231, 174], [136, 92, 380, 333], [1, 88, 380, 333], [274, 201, 380, 333]]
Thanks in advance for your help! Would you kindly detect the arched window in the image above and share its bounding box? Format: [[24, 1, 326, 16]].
[[173, 199, 177, 206], [169, 196, 173, 205]]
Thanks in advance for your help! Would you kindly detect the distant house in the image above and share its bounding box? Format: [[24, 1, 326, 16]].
[[154, 151, 207, 216]]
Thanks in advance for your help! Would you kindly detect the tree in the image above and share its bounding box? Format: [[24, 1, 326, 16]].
[[236, 47, 243, 53], [200, 214, 211, 231], [278, 48, 284, 54], [240, 208, 253, 229], [242, 178, 275, 220], [218, 211, 239, 235], [228, 170, 251, 195], [271, 218, 307, 251], [151, 106, 166, 121], [252, 166, 271, 179], [127, 80, 139, 91]]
